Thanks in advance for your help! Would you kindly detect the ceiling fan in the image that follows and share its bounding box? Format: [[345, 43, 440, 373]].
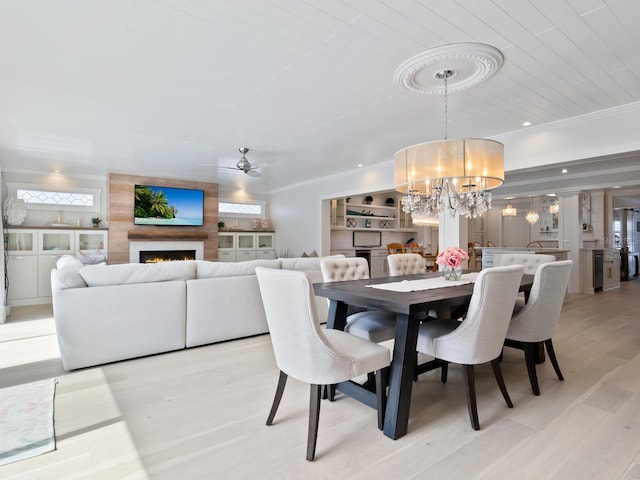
[[193, 147, 262, 176], [224, 147, 261, 176]]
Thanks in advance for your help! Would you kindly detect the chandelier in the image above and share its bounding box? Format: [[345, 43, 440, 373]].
[[411, 213, 439, 227], [525, 196, 539, 225], [394, 70, 504, 220], [502, 204, 517, 216], [525, 209, 540, 224]]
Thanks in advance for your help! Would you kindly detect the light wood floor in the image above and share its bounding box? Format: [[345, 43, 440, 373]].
[[2, 280, 640, 480]]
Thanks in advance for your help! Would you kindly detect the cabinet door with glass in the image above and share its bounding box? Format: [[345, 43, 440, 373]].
[[5, 229, 37, 254], [75, 230, 107, 253], [256, 233, 274, 250], [39, 229, 74, 254], [237, 233, 256, 251], [218, 232, 236, 250]]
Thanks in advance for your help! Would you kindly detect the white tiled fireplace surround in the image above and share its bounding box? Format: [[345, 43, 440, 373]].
[[129, 241, 204, 263]]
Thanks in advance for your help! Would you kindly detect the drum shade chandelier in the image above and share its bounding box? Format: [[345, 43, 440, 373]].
[[393, 44, 505, 220], [502, 204, 517, 216]]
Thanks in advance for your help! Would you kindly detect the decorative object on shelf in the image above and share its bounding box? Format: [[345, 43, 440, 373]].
[[502, 204, 517, 216], [91, 217, 101, 228], [218, 221, 225, 230], [252, 219, 260, 229], [385, 197, 395, 206], [346, 218, 357, 228], [3, 198, 27, 226], [525, 196, 539, 225], [379, 220, 390, 229], [436, 246, 469, 281], [364, 196, 373, 205], [393, 44, 505, 220], [261, 217, 270, 229], [365, 219, 371, 228]]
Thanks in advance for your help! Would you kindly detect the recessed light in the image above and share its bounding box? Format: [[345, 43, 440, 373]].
[[52, 170, 61, 174], [522, 121, 531, 126], [612, 186, 622, 189], [357, 163, 364, 167], [561, 168, 568, 174]]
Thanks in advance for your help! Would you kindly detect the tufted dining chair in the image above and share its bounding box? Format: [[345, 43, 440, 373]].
[[415, 264, 524, 430], [504, 260, 573, 395], [387, 253, 426, 276], [320, 257, 397, 343], [255, 266, 390, 461], [494, 253, 555, 308]]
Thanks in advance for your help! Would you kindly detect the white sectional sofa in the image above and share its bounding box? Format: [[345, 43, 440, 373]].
[[51, 256, 336, 370]]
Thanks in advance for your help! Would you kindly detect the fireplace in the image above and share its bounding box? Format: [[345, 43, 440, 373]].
[[140, 250, 196, 263], [129, 241, 204, 263]]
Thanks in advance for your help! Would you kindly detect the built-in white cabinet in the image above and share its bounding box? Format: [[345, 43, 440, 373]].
[[330, 194, 415, 233], [370, 249, 388, 278], [217, 231, 275, 262], [4, 227, 108, 306], [7, 255, 38, 301]]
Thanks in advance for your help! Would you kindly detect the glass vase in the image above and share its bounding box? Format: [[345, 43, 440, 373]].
[[443, 265, 462, 280]]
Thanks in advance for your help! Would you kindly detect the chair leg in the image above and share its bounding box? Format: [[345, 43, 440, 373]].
[[490, 358, 513, 408], [266, 370, 287, 426], [461, 365, 480, 430], [544, 339, 564, 381], [307, 384, 322, 461], [440, 361, 449, 384], [375, 367, 389, 430], [523, 342, 541, 395]]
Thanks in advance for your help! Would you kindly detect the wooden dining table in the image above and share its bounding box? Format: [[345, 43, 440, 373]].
[[313, 271, 534, 440]]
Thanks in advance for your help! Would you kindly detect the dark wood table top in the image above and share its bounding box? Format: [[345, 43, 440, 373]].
[[313, 271, 534, 316]]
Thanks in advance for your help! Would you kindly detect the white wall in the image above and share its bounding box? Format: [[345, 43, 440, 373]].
[[269, 164, 395, 257]]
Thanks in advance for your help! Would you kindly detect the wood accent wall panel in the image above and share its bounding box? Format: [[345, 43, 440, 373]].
[[108, 173, 219, 264]]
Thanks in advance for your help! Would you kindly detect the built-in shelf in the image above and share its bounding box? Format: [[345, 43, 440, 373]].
[[128, 230, 209, 240]]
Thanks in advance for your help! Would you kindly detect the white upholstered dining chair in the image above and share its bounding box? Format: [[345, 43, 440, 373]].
[[255, 266, 390, 461], [387, 253, 426, 276], [504, 260, 573, 395], [495, 253, 555, 308], [415, 264, 524, 430], [320, 257, 397, 343]]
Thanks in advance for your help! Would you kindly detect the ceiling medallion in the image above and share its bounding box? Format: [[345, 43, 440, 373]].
[[394, 43, 504, 95]]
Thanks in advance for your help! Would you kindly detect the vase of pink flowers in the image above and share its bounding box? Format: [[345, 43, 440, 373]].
[[436, 246, 469, 280]]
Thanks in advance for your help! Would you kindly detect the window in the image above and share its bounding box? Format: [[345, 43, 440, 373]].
[[7, 182, 101, 213], [219, 201, 264, 217]]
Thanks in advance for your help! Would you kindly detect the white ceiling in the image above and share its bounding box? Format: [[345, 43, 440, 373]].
[[1, 0, 640, 195]]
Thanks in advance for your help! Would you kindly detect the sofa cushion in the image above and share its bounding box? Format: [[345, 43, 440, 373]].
[[75, 249, 107, 265], [79, 260, 196, 287], [54, 255, 88, 289], [195, 259, 280, 279]]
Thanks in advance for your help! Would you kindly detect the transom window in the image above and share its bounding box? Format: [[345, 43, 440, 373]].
[[17, 188, 94, 207], [219, 201, 264, 217], [7, 182, 101, 213]]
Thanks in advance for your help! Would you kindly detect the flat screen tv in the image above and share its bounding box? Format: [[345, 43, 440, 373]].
[[134, 185, 204, 226]]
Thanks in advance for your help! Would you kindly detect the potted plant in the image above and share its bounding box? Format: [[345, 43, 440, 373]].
[[91, 217, 102, 228], [218, 221, 225, 230]]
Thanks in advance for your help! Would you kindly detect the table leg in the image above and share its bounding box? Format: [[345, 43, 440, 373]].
[[383, 313, 419, 440], [326, 300, 348, 330]]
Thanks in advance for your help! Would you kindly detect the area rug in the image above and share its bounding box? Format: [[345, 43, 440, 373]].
[[0, 379, 56, 466]]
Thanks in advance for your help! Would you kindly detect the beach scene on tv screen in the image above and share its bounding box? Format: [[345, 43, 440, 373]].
[[134, 185, 204, 226]]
